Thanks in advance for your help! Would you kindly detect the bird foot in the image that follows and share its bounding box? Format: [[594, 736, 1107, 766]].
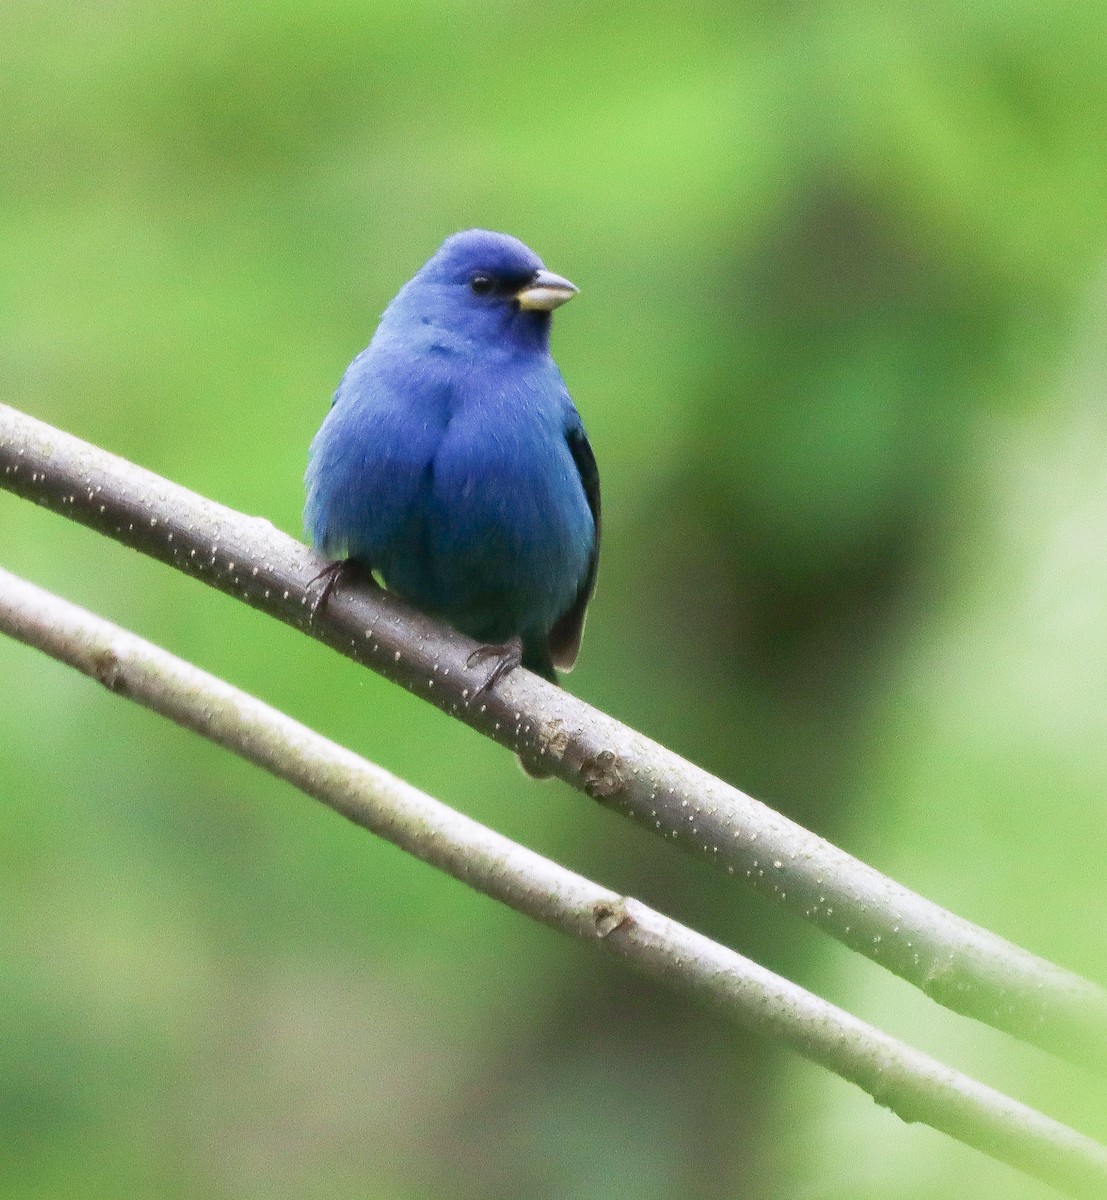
[[467, 636, 524, 697], [307, 559, 375, 619]]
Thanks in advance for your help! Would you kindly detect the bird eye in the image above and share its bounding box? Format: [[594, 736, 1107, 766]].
[[469, 274, 494, 295]]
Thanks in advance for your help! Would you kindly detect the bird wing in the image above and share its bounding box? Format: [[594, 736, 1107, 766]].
[[548, 422, 601, 672]]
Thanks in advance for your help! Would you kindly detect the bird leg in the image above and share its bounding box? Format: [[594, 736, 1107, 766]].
[[307, 559, 375, 619], [467, 635, 524, 697]]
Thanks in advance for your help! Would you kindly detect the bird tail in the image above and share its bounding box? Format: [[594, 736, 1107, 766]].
[[522, 644, 559, 685]]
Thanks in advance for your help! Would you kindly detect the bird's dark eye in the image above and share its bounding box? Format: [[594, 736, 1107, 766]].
[[469, 274, 494, 295]]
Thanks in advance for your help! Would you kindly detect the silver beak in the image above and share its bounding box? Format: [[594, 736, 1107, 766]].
[[515, 268, 579, 312]]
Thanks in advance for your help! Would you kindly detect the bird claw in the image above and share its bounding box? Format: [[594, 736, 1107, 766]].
[[307, 559, 374, 619], [467, 637, 524, 697]]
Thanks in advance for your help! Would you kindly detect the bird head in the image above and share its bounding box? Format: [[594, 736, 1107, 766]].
[[398, 229, 578, 353]]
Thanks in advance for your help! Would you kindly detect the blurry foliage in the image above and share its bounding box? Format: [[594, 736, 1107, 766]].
[[1, 2, 1106, 1198]]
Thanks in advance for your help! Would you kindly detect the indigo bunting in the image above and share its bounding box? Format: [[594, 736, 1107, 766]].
[[304, 229, 600, 692]]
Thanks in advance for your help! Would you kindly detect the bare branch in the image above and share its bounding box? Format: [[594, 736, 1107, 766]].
[[2, 401, 1106, 1072], [1, 565, 1105, 1197]]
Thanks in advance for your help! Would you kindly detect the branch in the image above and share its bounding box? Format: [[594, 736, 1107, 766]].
[[1, 566, 1105, 1198], [2, 401, 1106, 1073]]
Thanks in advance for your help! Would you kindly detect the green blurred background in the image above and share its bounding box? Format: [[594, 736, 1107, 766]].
[[2, 3, 1106, 1197]]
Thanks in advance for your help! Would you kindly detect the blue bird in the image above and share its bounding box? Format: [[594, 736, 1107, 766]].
[[304, 229, 600, 693]]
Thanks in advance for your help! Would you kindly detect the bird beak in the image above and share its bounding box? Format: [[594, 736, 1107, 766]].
[[515, 269, 579, 312]]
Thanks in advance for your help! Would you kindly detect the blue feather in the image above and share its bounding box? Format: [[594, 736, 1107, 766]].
[[305, 230, 599, 683]]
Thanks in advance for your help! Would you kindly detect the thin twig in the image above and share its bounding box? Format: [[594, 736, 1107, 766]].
[[1, 566, 1105, 1198], [2, 401, 1106, 1073]]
